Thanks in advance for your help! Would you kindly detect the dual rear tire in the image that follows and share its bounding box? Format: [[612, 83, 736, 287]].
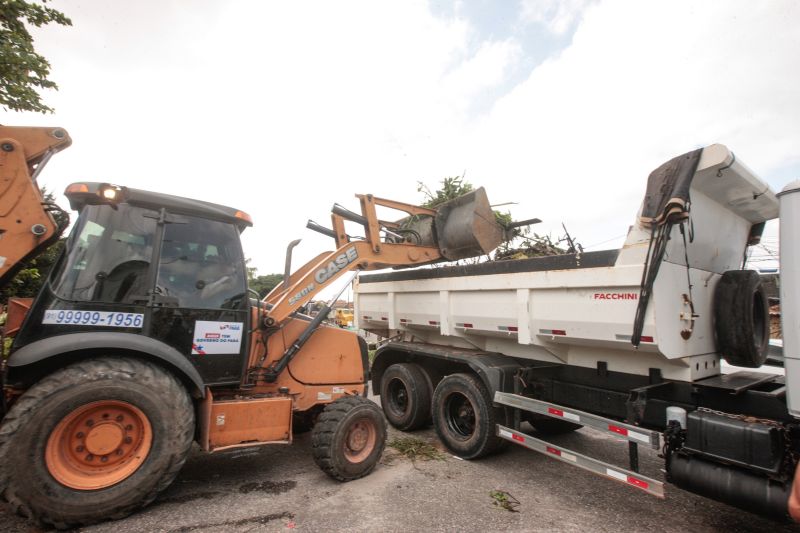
[[380, 364, 506, 459], [431, 373, 508, 459], [380, 363, 431, 431]]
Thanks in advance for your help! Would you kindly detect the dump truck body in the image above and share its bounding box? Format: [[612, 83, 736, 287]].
[[358, 145, 777, 382], [357, 145, 799, 519]]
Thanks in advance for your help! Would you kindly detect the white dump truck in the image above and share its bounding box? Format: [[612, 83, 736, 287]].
[[355, 145, 800, 519]]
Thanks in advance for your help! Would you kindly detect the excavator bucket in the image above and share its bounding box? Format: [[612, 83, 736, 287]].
[[397, 187, 504, 261]]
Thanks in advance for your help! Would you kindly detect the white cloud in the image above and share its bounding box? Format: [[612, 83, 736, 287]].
[[520, 0, 597, 35], [457, 0, 800, 248], [3, 0, 798, 278]]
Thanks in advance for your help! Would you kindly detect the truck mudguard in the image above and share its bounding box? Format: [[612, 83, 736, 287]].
[[6, 332, 205, 397], [371, 341, 523, 396]]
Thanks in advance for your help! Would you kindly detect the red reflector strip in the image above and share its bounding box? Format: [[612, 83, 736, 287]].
[[380, 317, 388, 321], [428, 320, 439, 325], [546, 446, 561, 456], [609, 425, 628, 436], [464, 323, 473, 328], [640, 335, 654, 343], [548, 407, 564, 417], [627, 476, 649, 489], [552, 329, 567, 336], [512, 434, 525, 442], [399, 318, 408, 323], [508, 326, 518, 332]]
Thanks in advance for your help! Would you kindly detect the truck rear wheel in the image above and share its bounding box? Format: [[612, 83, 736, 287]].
[[432, 373, 506, 459], [311, 396, 387, 481], [0, 357, 194, 528], [380, 363, 431, 431]]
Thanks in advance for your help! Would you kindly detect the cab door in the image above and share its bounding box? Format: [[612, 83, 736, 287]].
[[148, 213, 249, 385]]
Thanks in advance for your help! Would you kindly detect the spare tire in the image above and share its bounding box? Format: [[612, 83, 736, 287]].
[[714, 270, 769, 367]]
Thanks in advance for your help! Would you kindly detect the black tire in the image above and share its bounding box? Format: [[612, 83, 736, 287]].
[[0, 357, 194, 529], [714, 270, 770, 367], [380, 363, 432, 431], [526, 414, 582, 435], [431, 373, 507, 459], [312, 396, 387, 481], [292, 406, 322, 434]]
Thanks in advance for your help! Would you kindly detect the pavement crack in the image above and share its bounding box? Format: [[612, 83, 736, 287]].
[[167, 512, 295, 533]]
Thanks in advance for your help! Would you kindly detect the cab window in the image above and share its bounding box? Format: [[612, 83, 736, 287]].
[[51, 204, 156, 304], [156, 216, 246, 309]]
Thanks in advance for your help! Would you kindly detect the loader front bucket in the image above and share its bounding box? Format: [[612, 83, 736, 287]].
[[434, 187, 503, 260], [396, 187, 503, 261]]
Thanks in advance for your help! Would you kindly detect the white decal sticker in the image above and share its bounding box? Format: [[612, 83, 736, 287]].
[[562, 411, 581, 422], [628, 430, 651, 444], [191, 321, 244, 355], [560, 451, 577, 463], [498, 428, 512, 439], [43, 309, 143, 328], [332, 387, 345, 394], [317, 392, 332, 401], [216, 414, 225, 426], [0, 256, 6, 268], [606, 468, 628, 482]]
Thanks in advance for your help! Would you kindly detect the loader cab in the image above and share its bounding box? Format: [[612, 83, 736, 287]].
[[10, 183, 253, 386]]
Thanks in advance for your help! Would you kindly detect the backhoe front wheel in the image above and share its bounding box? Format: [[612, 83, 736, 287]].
[[0, 357, 194, 529], [311, 396, 386, 481]]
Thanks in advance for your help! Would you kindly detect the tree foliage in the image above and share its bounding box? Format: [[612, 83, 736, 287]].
[[0, 0, 71, 113], [246, 261, 284, 298], [0, 238, 62, 304], [417, 175, 473, 208]]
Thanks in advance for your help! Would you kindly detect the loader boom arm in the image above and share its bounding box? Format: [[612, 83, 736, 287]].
[[0, 126, 72, 287], [263, 189, 503, 326], [264, 240, 441, 325]]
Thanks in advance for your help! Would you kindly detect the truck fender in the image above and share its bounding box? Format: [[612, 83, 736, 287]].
[[371, 342, 523, 397], [6, 332, 205, 398]]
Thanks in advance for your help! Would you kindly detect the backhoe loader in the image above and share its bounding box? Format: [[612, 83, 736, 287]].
[[0, 125, 503, 528]]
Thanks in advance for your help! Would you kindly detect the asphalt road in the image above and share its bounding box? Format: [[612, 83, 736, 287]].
[[2, 399, 799, 533]]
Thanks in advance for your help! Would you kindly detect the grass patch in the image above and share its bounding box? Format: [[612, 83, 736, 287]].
[[388, 436, 446, 461]]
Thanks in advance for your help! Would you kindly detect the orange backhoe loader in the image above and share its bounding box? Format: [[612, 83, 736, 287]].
[[0, 125, 503, 528]]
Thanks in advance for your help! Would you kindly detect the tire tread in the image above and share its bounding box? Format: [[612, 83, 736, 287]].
[[0, 357, 194, 529]]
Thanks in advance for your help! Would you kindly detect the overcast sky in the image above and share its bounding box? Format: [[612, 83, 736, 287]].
[[3, 0, 798, 277]]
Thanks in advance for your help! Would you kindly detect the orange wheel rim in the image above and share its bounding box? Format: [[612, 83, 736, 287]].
[[343, 418, 377, 463], [45, 400, 153, 490]]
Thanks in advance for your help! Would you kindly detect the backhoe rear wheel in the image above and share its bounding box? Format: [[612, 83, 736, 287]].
[[311, 396, 386, 481], [0, 357, 194, 529]]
